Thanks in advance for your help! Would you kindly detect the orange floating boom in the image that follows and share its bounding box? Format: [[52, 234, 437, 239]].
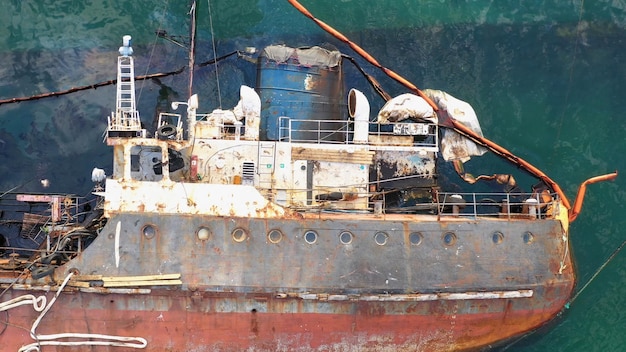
[[286, 0, 621, 221], [285, 0, 438, 110], [287, 0, 574, 206], [569, 171, 618, 222]]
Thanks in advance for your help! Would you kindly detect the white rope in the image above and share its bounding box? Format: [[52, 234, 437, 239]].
[[0, 272, 147, 351], [0, 295, 46, 313], [559, 229, 569, 275]]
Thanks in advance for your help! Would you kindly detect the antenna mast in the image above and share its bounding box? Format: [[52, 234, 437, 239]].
[[188, 0, 197, 98]]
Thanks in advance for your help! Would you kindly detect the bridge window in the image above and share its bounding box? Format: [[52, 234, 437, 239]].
[[130, 145, 163, 182]]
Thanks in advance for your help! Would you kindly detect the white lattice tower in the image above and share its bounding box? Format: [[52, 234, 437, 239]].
[[108, 35, 142, 135]]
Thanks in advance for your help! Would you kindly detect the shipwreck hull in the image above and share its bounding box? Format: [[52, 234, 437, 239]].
[[63, 212, 574, 292], [2, 282, 572, 351], [1, 9, 618, 350], [1, 211, 575, 351]]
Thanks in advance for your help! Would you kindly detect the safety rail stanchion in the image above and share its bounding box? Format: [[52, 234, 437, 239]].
[[506, 193, 511, 220], [472, 193, 477, 219]]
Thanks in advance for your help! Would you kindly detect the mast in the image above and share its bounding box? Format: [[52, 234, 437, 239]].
[[188, 0, 197, 98]]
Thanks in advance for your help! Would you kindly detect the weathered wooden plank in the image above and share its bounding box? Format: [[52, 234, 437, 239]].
[[102, 279, 182, 287], [369, 134, 413, 146], [66, 281, 91, 288], [101, 273, 181, 282], [71, 274, 103, 281], [292, 147, 374, 164], [72, 273, 181, 282]]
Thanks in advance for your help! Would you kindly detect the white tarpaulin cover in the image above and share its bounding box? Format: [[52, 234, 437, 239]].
[[262, 45, 342, 67], [423, 89, 488, 162], [376, 93, 437, 124]]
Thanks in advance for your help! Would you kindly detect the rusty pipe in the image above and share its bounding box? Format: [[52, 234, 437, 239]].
[[569, 171, 618, 222]]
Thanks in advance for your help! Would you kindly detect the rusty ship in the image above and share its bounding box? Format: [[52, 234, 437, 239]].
[[0, 1, 618, 351]]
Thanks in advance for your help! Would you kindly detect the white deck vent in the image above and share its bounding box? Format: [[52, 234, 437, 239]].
[[107, 35, 144, 138], [242, 162, 255, 185]]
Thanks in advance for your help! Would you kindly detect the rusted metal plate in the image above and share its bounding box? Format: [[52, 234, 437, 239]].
[[16, 194, 54, 202], [2, 183, 576, 352], [104, 180, 289, 218], [0, 281, 573, 351], [62, 212, 570, 293]]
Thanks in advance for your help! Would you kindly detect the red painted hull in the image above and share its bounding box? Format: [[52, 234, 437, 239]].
[[1, 284, 572, 351]]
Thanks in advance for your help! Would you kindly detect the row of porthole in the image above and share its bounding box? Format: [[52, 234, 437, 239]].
[[142, 225, 535, 246]]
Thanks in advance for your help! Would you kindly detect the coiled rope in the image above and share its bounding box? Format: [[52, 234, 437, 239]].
[[1, 272, 147, 351]]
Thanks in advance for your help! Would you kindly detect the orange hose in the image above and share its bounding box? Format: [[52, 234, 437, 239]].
[[569, 171, 618, 222], [287, 0, 618, 222]]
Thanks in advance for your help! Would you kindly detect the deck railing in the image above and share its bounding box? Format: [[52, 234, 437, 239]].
[[431, 191, 558, 220], [277, 117, 438, 149], [304, 190, 558, 220]]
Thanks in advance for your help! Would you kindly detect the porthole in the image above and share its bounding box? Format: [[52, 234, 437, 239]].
[[232, 228, 248, 243], [142, 224, 157, 239], [374, 232, 389, 246], [268, 229, 283, 244], [523, 231, 534, 244], [339, 231, 354, 245], [196, 226, 211, 241], [492, 231, 504, 244], [409, 232, 423, 246], [443, 232, 457, 246], [304, 230, 318, 244]]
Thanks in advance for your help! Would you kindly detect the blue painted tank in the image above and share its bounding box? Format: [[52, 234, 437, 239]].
[[256, 45, 346, 142]]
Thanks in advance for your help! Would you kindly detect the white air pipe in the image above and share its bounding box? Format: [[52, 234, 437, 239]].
[[524, 198, 539, 219], [348, 88, 369, 144], [234, 85, 261, 141]]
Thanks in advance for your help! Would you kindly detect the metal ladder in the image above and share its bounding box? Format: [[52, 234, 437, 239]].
[[108, 56, 141, 133], [257, 142, 276, 188], [117, 56, 136, 114]]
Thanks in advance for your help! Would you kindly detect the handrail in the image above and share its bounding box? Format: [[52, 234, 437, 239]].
[[107, 111, 141, 131], [286, 0, 579, 216], [277, 116, 438, 148], [306, 190, 560, 220], [435, 191, 558, 220]]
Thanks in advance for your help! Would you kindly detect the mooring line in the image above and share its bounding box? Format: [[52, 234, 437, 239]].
[[0, 69, 184, 106], [0, 50, 238, 107], [566, 237, 626, 308], [501, 237, 626, 351]]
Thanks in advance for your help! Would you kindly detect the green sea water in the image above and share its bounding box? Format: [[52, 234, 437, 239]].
[[0, 1, 624, 351]]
